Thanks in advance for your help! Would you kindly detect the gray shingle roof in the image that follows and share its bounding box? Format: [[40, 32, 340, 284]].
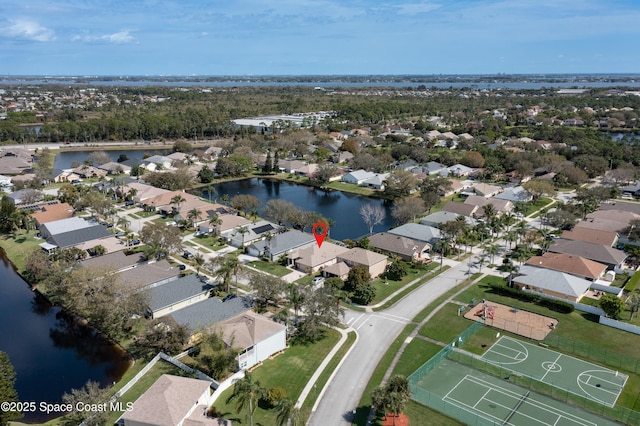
[[150, 275, 215, 312], [548, 239, 627, 266], [42, 217, 94, 236], [170, 296, 252, 332], [388, 223, 441, 244], [249, 230, 315, 257], [515, 265, 592, 298], [48, 224, 112, 248], [118, 260, 180, 289]]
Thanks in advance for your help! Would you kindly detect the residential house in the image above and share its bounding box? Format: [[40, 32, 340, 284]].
[[226, 220, 279, 247], [140, 155, 174, 171], [72, 165, 108, 179], [118, 259, 181, 290], [53, 170, 81, 183], [117, 374, 215, 426], [149, 274, 215, 318], [441, 201, 479, 218], [247, 229, 315, 261], [368, 233, 430, 262], [295, 163, 319, 177], [447, 164, 475, 177], [30, 202, 74, 226], [512, 265, 592, 303], [440, 179, 465, 196], [469, 183, 502, 197], [219, 310, 287, 370], [336, 248, 387, 278], [362, 173, 389, 190], [170, 296, 253, 333], [9, 173, 37, 185], [286, 242, 350, 273], [333, 151, 353, 164], [621, 183, 640, 198], [422, 161, 449, 176], [387, 223, 442, 246], [494, 186, 533, 203], [166, 152, 188, 164], [561, 228, 618, 247], [342, 169, 376, 185], [464, 195, 514, 216], [525, 253, 607, 281], [420, 211, 477, 228], [322, 262, 352, 280], [547, 239, 627, 270], [124, 182, 170, 204], [97, 162, 131, 175], [79, 251, 146, 272], [211, 213, 252, 235], [0, 148, 33, 175], [0, 174, 13, 191], [278, 159, 306, 173], [38, 216, 110, 245], [6, 189, 39, 205]]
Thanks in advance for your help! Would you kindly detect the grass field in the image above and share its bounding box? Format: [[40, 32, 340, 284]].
[[419, 303, 477, 343], [0, 229, 41, 274], [370, 263, 438, 304], [247, 260, 291, 277]]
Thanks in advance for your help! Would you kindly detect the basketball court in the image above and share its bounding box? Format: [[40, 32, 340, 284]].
[[482, 336, 627, 407]]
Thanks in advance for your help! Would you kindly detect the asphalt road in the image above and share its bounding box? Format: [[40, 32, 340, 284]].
[[308, 258, 486, 425]]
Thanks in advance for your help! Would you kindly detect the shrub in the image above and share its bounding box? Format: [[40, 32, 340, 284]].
[[262, 387, 287, 407], [625, 271, 640, 292]]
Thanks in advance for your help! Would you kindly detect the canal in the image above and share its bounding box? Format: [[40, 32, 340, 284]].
[[0, 249, 131, 423], [206, 178, 395, 241]]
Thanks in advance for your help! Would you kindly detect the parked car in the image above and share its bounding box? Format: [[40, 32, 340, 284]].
[[222, 294, 237, 302], [183, 250, 193, 259], [312, 276, 325, 286], [126, 239, 141, 246], [178, 264, 186, 271]]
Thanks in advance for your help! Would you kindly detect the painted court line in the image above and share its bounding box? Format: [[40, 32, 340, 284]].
[[445, 375, 596, 426], [540, 353, 563, 381], [488, 342, 528, 361]]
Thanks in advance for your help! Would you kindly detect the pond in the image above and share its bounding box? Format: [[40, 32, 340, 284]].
[[0, 249, 131, 423], [205, 178, 395, 241], [53, 148, 168, 170]]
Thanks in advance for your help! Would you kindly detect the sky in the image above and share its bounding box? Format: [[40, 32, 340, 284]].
[[1, 0, 639, 76]]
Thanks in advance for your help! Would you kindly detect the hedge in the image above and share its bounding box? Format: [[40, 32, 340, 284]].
[[625, 271, 640, 292], [487, 283, 575, 314]]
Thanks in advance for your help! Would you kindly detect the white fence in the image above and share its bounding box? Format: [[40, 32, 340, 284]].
[[207, 370, 246, 406], [599, 316, 640, 335], [591, 282, 624, 296]]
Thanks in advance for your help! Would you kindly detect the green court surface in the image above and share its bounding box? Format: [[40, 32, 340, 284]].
[[482, 336, 627, 407], [411, 358, 621, 426]]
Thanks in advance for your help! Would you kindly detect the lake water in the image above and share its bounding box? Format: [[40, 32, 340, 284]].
[[54, 148, 168, 170], [206, 178, 394, 240], [0, 249, 131, 423]]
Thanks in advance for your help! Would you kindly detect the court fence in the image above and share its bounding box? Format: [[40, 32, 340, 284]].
[[408, 322, 640, 426], [543, 333, 640, 375]]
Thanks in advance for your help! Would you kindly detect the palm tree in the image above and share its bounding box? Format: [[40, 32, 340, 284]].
[[226, 372, 265, 426], [236, 225, 250, 248], [288, 284, 304, 324], [171, 194, 186, 213], [193, 253, 205, 276], [208, 213, 222, 235], [211, 256, 242, 294], [485, 243, 500, 265], [221, 193, 230, 206], [117, 216, 131, 232], [275, 398, 299, 426], [187, 208, 202, 229]]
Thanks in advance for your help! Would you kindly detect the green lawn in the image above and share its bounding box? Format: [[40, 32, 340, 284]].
[[212, 328, 341, 425], [136, 210, 158, 218], [523, 196, 553, 216], [193, 234, 228, 250], [390, 338, 443, 378], [247, 260, 291, 277], [0, 229, 42, 274], [418, 303, 477, 343], [371, 263, 438, 304], [373, 265, 450, 311]]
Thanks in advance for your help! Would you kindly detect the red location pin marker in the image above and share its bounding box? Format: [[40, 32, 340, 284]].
[[312, 222, 328, 248]]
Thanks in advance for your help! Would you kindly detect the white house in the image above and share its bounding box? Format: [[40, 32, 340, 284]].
[[342, 169, 376, 185], [219, 311, 287, 370]]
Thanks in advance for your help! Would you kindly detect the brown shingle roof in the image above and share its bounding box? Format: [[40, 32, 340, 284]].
[[548, 239, 627, 266], [561, 228, 618, 247], [442, 201, 478, 217], [219, 311, 286, 350], [525, 253, 607, 280], [31, 203, 74, 225], [338, 247, 387, 267], [368, 233, 429, 258], [287, 242, 350, 269]]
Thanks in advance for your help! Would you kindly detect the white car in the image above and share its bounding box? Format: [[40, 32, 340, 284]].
[[311, 277, 325, 286]]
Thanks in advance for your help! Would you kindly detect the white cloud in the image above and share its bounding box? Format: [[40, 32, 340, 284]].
[[3, 19, 55, 42], [72, 30, 136, 44]]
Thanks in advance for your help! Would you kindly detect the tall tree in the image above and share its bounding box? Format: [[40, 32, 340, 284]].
[[61, 381, 110, 426], [171, 194, 186, 213], [226, 372, 265, 426], [0, 352, 21, 425], [383, 169, 418, 199], [209, 256, 243, 294], [230, 194, 261, 217], [391, 197, 425, 225], [360, 203, 386, 235], [139, 221, 184, 258]]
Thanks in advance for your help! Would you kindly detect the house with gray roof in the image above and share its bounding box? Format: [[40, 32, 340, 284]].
[[494, 186, 533, 203], [140, 155, 174, 171], [118, 259, 181, 290], [170, 296, 252, 332], [368, 232, 430, 262], [226, 220, 280, 247], [548, 239, 627, 270], [80, 251, 146, 271], [149, 275, 215, 318], [362, 173, 389, 190], [447, 164, 475, 177], [342, 169, 376, 185], [388, 223, 442, 245], [513, 265, 592, 302], [247, 229, 316, 261], [38, 216, 113, 252], [420, 211, 478, 227]]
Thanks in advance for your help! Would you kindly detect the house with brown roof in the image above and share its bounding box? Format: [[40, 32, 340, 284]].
[[561, 228, 618, 247], [525, 253, 607, 281], [97, 161, 131, 175], [118, 374, 217, 426], [336, 248, 387, 278], [72, 165, 108, 179], [368, 232, 430, 262], [30, 202, 74, 226], [464, 195, 514, 216], [547, 239, 627, 270], [573, 216, 634, 234], [322, 262, 351, 280], [124, 182, 171, 204], [219, 310, 287, 370], [469, 182, 502, 197], [441, 201, 479, 218], [286, 241, 350, 273]]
